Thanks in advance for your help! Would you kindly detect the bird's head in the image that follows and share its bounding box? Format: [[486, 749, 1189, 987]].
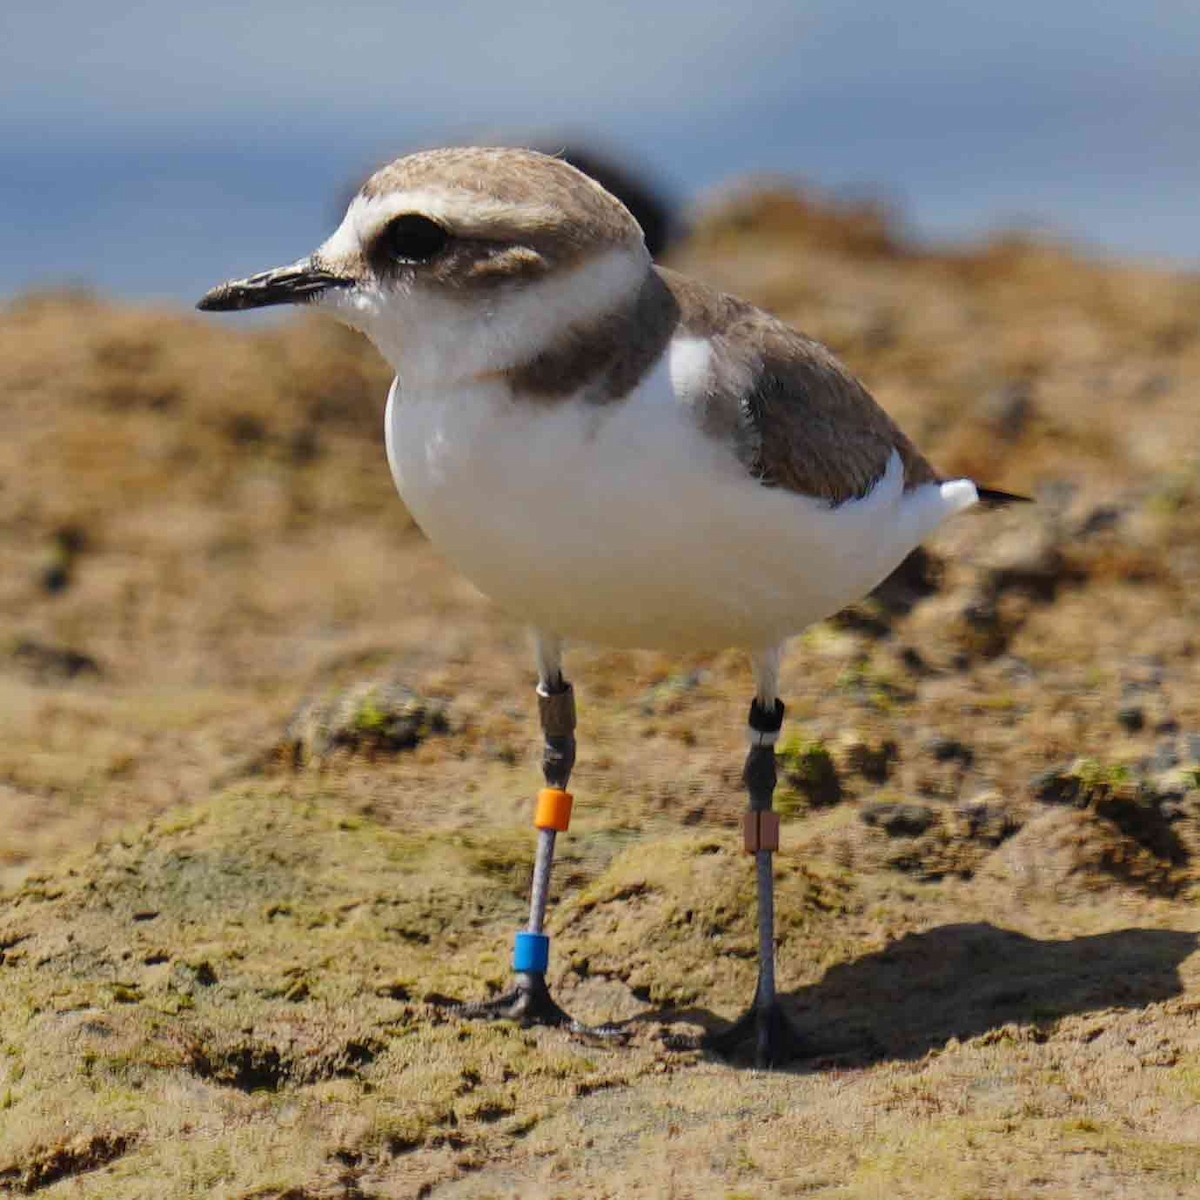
[[197, 147, 650, 383]]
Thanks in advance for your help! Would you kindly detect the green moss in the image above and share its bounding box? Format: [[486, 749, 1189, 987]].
[[352, 693, 389, 735], [836, 661, 915, 712], [1147, 469, 1199, 516], [777, 736, 842, 810], [1073, 757, 1133, 794]]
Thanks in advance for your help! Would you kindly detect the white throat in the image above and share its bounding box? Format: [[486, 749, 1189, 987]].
[[323, 246, 651, 390]]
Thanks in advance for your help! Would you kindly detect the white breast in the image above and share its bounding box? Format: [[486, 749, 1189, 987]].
[[384, 339, 975, 651]]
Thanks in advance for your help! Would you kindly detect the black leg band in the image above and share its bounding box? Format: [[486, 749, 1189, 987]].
[[747, 698, 785, 734], [744, 745, 777, 811], [745, 698, 783, 811]]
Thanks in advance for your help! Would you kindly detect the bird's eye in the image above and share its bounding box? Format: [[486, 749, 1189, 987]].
[[378, 214, 450, 263]]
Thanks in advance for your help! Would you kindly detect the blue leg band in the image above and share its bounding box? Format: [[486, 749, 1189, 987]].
[[513, 932, 550, 974]]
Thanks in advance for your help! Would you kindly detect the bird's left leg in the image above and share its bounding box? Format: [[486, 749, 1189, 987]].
[[705, 645, 804, 1067], [457, 632, 617, 1035]]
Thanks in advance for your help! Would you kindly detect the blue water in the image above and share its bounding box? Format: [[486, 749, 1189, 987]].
[[4, 1, 1198, 301]]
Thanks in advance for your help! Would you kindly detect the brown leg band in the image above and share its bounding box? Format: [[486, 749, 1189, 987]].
[[742, 811, 781, 853]]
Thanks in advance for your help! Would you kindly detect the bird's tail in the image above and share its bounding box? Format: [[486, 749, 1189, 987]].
[[974, 485, 1033, 507]]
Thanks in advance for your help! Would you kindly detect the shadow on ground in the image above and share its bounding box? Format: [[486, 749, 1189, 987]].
[[667, 923, 1197, 1068]]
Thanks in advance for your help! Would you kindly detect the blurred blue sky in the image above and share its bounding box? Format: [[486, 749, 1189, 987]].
[[3, 1, 1199, 300]]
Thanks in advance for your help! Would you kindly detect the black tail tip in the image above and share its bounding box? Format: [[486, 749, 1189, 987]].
[[976, 485, 1033, 507]]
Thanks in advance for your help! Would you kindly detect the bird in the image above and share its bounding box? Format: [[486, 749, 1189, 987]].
[[198, 146, 1026, 1067]]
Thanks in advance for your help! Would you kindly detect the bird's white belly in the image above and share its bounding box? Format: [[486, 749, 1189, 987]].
[[384, 359, 972, 651]]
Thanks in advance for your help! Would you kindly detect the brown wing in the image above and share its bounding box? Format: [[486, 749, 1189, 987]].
[[659, 268, 939, 504]]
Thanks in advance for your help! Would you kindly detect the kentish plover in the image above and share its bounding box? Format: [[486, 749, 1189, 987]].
[[199, 147, 1024, 1066]]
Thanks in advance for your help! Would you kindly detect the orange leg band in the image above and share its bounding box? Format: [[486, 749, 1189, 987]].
[[535, 788, 573, 832]]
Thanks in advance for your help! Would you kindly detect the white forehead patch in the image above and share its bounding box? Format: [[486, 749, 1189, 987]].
[[317, 189, 566, 265]]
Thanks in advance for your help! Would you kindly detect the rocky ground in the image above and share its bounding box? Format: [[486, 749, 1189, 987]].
[[2, 185, 1200, 1197]]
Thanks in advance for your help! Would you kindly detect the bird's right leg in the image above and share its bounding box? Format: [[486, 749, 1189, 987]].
[[456, 632, 618, 1036]]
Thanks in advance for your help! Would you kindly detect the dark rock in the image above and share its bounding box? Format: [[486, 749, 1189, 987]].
[[1117, 705, 1146, 733], [861, 801, 937, 837], [39, 524, 87, 594], [1030, 766, 1081, 806], [927, 736, 974, 767], [1076, 504, 1123, 538], [904, 575, 1027, 665], [979, 527, 1073, 603], [225, 413, 268, 445], [185, 1040, 284, 1092], [172, 960, 218, 995], [839, 736, 899, 783], [284, 679, 449, 764], [1093, 791, 1188, 866], [191, 961, 218, 987], [1030, 758, 1190, 869], [11, 639, 102, 682], [830, 603, 892, 638], [55, 525, 87, 556], [289, 426, 321, 464], [945, 587, 1011, 659], [955, 794, 1023, 846], [40, 562, 72, 593]]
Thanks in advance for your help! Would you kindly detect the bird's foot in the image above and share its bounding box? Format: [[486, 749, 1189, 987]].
[[453, 973, 626, 1041], [704, 998, 805, 1068]]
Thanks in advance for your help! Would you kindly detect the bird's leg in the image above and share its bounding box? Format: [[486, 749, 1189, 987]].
[[706, 651, 804, 1067], [456, 636, 619, 1036]]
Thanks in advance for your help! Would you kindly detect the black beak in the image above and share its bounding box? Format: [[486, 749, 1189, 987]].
[[196, 257, 352, 312]]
